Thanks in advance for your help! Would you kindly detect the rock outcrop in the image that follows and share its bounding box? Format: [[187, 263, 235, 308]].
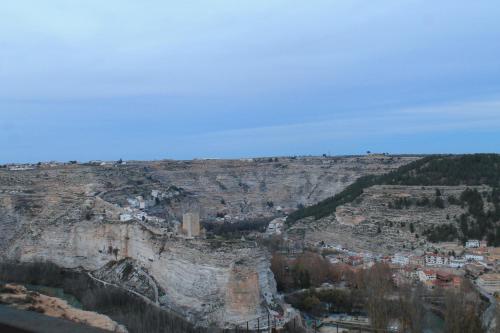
[[0, 283, 127, 332]]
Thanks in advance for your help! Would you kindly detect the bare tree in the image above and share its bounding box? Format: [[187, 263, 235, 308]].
[[363, 263, 393, 330], [444, 287, 484, 333], [295, 252, 329, 286], [271, 253, 288, 291], [397, 283, 425, 333]]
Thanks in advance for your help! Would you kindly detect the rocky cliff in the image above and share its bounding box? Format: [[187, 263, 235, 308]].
[[0, 155, 418, 326], [3, 219, 276, 327], [301, 185, 488, 254]]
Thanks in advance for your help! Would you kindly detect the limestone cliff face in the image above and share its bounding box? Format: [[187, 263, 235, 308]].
[[0, 156, 419, 327], [5, 219, 275, 326]]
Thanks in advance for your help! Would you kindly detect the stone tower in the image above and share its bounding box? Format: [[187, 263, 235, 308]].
[[182, 212, 200, 238]]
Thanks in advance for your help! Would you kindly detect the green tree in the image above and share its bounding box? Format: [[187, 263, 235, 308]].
[[434, 196, 445, 209]]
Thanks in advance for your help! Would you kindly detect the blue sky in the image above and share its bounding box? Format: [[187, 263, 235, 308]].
[[1, 1, 500, 163]]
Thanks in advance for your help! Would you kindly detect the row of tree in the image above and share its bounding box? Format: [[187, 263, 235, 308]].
[[388, 195, 445, 209], [202, 218, 269, 239], [271, 252, 342, 291]]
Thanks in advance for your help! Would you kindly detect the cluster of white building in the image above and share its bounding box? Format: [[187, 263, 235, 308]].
[[119, 191, 167, 224], [118, 189, 203, 239], [266, 218, 285, 236], [314, 238, 491, 274], [391, 253, 410, 266], [119, 206, 165, 224], [127, 196, 149, 210], [6, 165, 36, 171], [3, 161, 66, 171], [387, 239, 488, 270], [424, 253, 469, 268]]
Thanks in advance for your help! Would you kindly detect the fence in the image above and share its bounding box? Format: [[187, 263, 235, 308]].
[[219, 318, 396, 333], [226, 312, 282, 332]]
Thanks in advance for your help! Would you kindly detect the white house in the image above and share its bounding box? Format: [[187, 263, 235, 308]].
[[127, 198, 139, 208], [425, 253, 449, 266], [391, 253, 410, 266], [266, 218, 285, 236], [449, 258, 466, 268], [120, 213, 133, 222], [134, 211, 147, 221], [418, 269, 436, 282], [465, 254, 484, 262], [465, 240, 480, 248]]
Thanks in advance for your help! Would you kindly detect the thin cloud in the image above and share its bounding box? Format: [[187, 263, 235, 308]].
[[187, 98, 500, 140]]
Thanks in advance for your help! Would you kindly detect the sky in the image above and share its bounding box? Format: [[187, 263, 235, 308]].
[[1, 1, 500, 163]]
